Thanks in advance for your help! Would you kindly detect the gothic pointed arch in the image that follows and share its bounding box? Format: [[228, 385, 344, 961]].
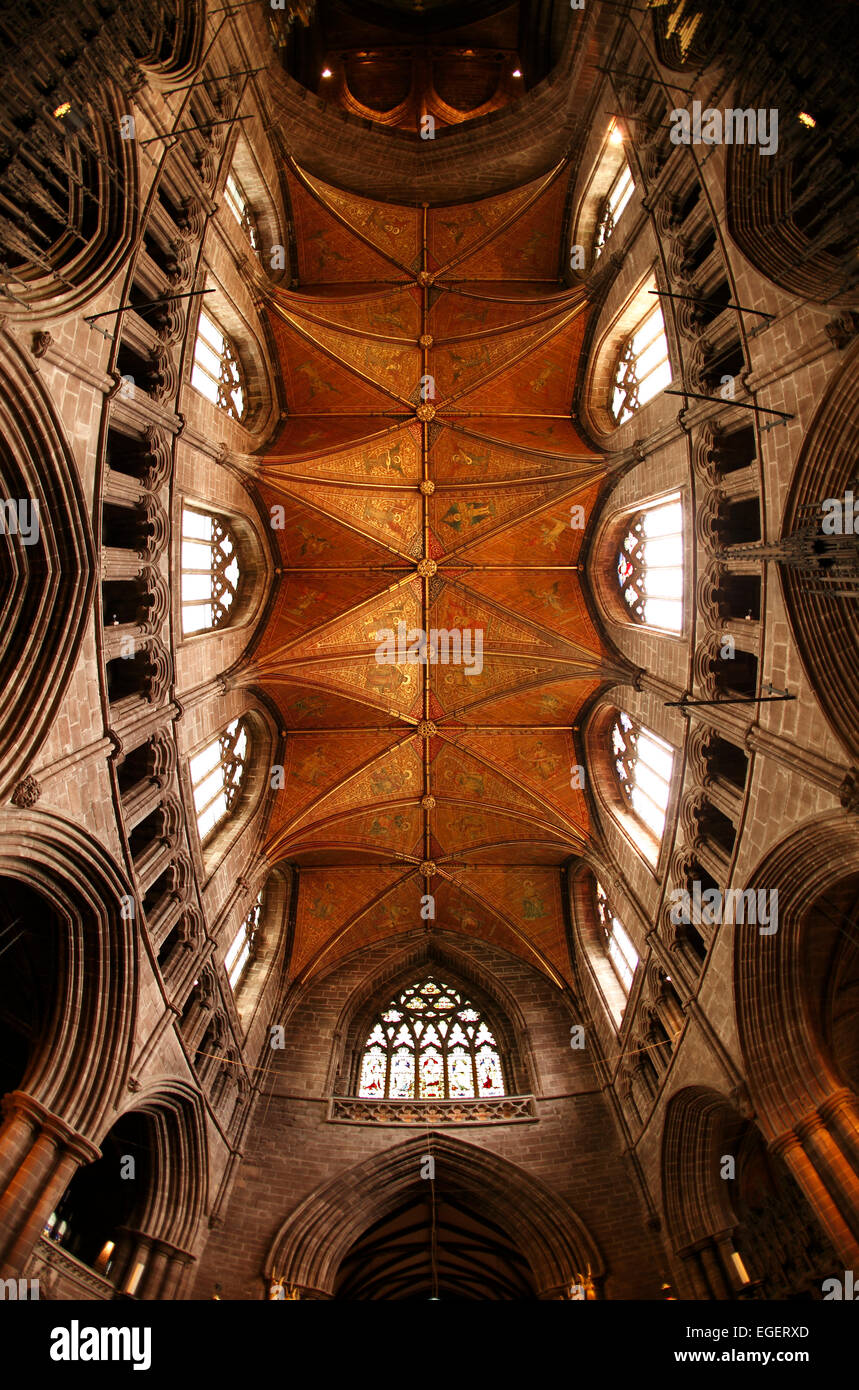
[[0, 809, 137, 1134], [0, 334, 94, 805], [45, 1081, 209, 1292], [661, 1086, 840, 1299], [777, 339, 859, 762], [324, 936, 538, 1100], [265, 1132, 603, 1299], [733, 814, 859, 1261]]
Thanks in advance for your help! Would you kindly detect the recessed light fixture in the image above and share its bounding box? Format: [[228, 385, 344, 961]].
[[321, 67, 333, 78], [53, 101, 72, 119], [798, 110, 816, 128], [609, 120, 624, 145], [512, 68, 522, 78]]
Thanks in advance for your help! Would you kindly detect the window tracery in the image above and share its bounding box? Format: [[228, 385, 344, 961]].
[[224, 171, 259, 252], [612, 711, 674, 845], [595, 879, 639, 995], [190, 718, 249, 842], [225, 889, 262, 990], [191, 309, 245, 420], [616, 495, 683, 631], [594, 160, 634, 257], [180, 506, 240, 635], [611, 303, 671, 424], [358, 977, 506, 1100]]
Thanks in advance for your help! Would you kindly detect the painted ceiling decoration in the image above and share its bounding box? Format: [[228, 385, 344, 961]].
[[237, 157, 621, 988]]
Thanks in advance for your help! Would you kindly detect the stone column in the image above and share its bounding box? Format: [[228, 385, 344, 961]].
[[0, 1093, 99, 1277], [775, 1126, 859, 1265]]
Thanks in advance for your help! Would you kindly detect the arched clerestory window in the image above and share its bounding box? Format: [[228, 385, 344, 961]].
[[180, 506, 241, 635], [224, 170, 259, 253], [357, 976, 506, 1100], [594, 159, 635, 258], [616, 494, 683, 631], [225, 889, 262, 991], [595, 880, 639, 996], [191, 309, 246, 421], [612, 711, 674, 849], [611, 302, 671, 425], [190, 719, 249, 844]]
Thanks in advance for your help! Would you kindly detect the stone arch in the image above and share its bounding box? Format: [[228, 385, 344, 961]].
[[187, 282, 279, 440], [662, 1086, 743, 1259], [778, 338, 859, 762], [220, 131, 292, 288], [662, 1086, 842, 1298], [580, 266, 673, 441], [734, 813, 859, 1131], [725, 61, 859, 305], [568, 119, 636, 272], [587, 482, 689, 639], [0, 83, 138, 318], [40, 1082, 208, 1296], [327, 935, 538, 1100], [0, 334, 94, 804], [174, 488, 273, 651], [184, 703, 279, 882], [582, 693, 680, 874], [106, 1082, 208, 1255], [567, 857, 639, 1029], [0, 809, 136, 1133], [133, 0, 206, 86], [733, 813, 859, 1261], [265, 1132, 603, 1299]]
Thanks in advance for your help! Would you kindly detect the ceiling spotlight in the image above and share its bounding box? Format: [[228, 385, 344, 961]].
[[53, 101, 72, 119], [512, 68, 522, 78], [609, 121, 624, 145], [798, 111, 816, 128], [321, 67, 333, 78]]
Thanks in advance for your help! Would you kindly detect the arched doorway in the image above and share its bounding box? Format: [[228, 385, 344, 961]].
[[39, 1088, 207, 1299], [662, 1087, 839, 1300], [0, 814, 137, 1278]]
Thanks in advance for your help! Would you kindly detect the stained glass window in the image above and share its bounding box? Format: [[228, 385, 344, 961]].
[[190, 718, 249, 843], [191, 308, 245, 420], [595, 880, 639, 995], [612, 710, 674, 844], [224, 170, 259, 253], [357, 977, 506, 1100], [225, 889, 262, 991], [594, 160, 634, 258], [616, 495, 683, 631], [181, 506, 241, 635], [611, 302, 671, 425]]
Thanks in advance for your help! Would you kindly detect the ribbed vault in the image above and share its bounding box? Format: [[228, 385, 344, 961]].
[[238, 157, 618, 986]]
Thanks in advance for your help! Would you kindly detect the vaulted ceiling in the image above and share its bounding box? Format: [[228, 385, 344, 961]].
[[240, 158, 618, 987], [280, 0, 575, 125]]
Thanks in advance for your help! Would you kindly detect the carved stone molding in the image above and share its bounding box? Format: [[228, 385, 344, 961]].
[[693, 637, 721, 698], [143, 493, 169, 557], [328, 1094, 537, 1125], [825, 311, 859, 351], [141, 637, 172, 705], [142, 424, 173, 490], [11, 774, 41, 808], [840, 770, 859, 815]]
